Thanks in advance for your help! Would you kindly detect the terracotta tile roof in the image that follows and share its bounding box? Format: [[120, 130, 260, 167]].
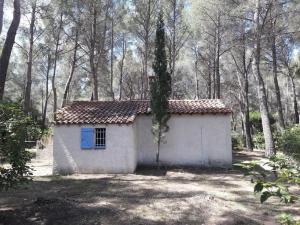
[[55, 100, 231, 125]]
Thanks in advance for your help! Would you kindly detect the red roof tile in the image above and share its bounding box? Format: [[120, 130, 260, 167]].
[[55, 100, 231, 125]]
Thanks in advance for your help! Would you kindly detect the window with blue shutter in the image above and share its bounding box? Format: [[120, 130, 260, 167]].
[[81, 128, 94, 149]]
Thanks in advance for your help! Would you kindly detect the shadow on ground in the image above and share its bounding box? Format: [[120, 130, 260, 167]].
[[0, 150, 298, 225]]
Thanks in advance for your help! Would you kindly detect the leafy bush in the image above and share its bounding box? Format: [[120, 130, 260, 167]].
[[253, 130, 281, 150], [0, 102, 41, 190], [278, 213, 300, 225], [280, 125, 300, 160], [250, 111, 276, 132], [235, 154, 300, 225], [253, 131, 265, 149], [232, 132, 243, 150], [250, 111, 263, 132]]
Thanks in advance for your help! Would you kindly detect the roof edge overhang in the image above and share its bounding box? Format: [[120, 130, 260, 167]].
[[54, 111, 232, 126]]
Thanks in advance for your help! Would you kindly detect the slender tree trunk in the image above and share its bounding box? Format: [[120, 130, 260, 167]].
[[110, 16, 114, 100], [244, 73, 252, 150], [253, 0, 275, 157], [91, 61, 98, 101], [242, 32, 253, 150], [52, 12, 63, 117], [42, 53, 51, 129], [290, 75, 299, 124], [142, 0, 152, 100], [0, 0, 21, 100], [0, 0, 4, 34], [271, 32, 285, 130], [194, 59, 199, 99], [215, 13, 221, 99], [254, 48, 275, 157], [242, 72, 253, 150], [144, 43, 149, 99], [24, 1, 37, 113], [144, 45, 148, 99], [92, 3, 109, 101], [119, 35, 126, 101], [208, 60, 212, 98], [62, 28, 79, 108], [156, 126, 161, 169], [90, 4, 98, 101], [212, 30, 217, 99], [239, 98, 246, 147], [170, 0, 177, 98]]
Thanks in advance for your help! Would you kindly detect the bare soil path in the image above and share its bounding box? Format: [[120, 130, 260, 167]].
[[0, 150, 299, 225]]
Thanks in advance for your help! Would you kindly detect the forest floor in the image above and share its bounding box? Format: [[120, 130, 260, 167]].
[[0, 150, 299, 225]]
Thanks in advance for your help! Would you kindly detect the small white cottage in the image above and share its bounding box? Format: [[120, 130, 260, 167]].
[[53, 99, 232, 174]]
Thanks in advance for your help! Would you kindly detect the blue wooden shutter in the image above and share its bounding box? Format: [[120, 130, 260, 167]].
[[81, 128, 94, 149]]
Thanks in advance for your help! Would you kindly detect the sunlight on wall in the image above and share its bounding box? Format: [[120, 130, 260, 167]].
[[56, 135, 79, 174]]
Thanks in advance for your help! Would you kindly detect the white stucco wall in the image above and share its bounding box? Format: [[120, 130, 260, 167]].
[[136, 114, 232, 167], [53, 124, 137, 174]]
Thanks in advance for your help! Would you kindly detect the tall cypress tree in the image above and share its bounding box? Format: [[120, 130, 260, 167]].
[[151, 12, 172, 167]]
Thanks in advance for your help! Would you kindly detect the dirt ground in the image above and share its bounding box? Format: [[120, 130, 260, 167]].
[[0, 150, 299, 225]]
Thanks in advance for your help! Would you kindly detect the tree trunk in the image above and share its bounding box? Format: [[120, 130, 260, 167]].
[[0, 0, 4, 34], [290, 75, 299, 124], [52, 12, 63, 117], [24, 1, 37, 113], [215, 13, 221, 99], [61, 28, 79, 108], [213, 32, 216, 99], [244, 72, 252, 150], [242, 31, 253, 151], [271, 32, 285, 130], [91, 61, 98, 101], [89, 2, 110, 101], [119, 35, 126, 101], [110, 16, 114, 100], [140, 66, 144, 99], [42, 53, 51, 129], [0, 0, 21, 100], [89, 4, 98, 101], [156, 127, 161, 169], [170, 0, 176, 98], [253, 0, 275, 157], [208, 60, 212, 98], [142, 0, 152, 100], [194, 59, 199, 99]]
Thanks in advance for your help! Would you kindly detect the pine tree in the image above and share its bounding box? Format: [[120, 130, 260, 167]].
[[151, 12, 172, 167]]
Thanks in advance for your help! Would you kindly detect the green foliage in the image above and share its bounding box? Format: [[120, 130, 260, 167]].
[[0, 102, 41, 190], [250, 111, 263, 131], [253, 131, 265, 149], [235, 154, 300, 225], [232, 132, 243, 150], [41, 127, 52, 139], [278, 213, 300, 225], [150, 12, 172, 160], [279, 125, 300, 160], [253, 130, 281, 150], [249, 111, 276, 133]]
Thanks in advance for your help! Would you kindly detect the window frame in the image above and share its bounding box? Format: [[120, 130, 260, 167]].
[[94, 128, 106, 149]]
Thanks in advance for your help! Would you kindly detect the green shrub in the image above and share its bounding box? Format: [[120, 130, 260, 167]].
[[253, 131, 265, 149], [278, 213, 300, 225], [252, 130, 281, 150], [232, 132, 243, 150], [280, 125, 300, 160], [250, 111, 263, 132], [250, 111, 276, 132], [235, 154, 300, 225], [0, 102, 41, 190]]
